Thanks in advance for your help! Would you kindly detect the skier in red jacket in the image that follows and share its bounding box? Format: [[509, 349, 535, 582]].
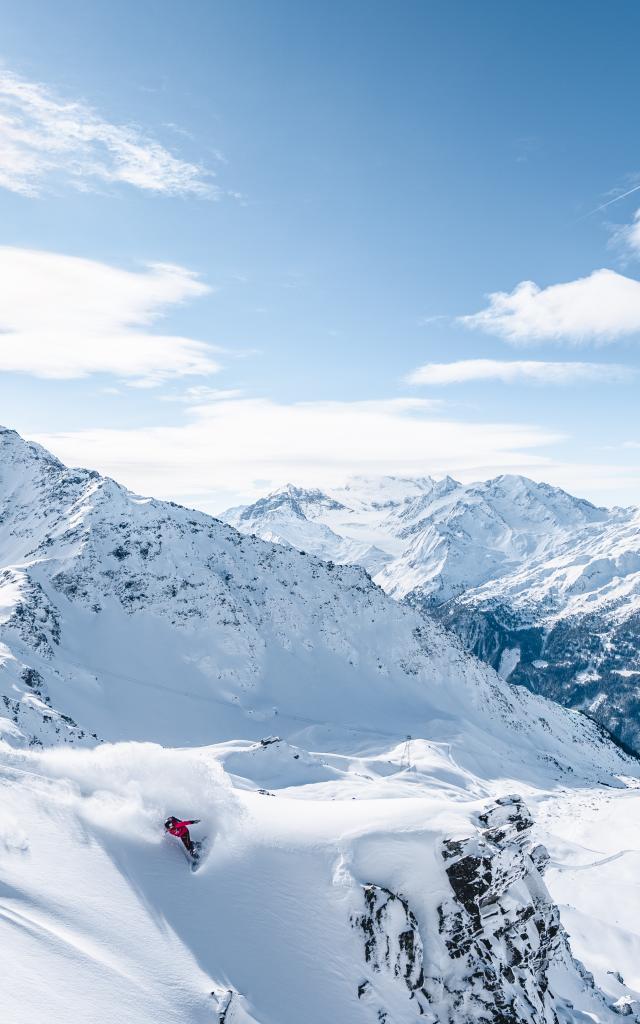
[[164, 816, 200, 854]]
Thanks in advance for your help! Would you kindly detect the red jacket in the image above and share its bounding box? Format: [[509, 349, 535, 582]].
[[167, 819, 196, 839]]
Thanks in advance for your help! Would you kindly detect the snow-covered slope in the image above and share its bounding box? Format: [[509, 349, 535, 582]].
[[377, 474, 610, 603], [1, 427, 640, 1024], [223, 475, 640, 751], [3, 734, 639, 1024]]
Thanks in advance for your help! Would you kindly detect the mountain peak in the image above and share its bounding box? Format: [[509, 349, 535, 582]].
[[0, 425, 65, 470]]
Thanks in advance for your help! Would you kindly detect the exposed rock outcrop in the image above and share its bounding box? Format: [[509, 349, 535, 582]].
[[352, 795, 638, 1023]]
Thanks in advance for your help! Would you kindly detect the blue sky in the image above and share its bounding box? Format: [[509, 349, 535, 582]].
[[1, 0, 639, 510]]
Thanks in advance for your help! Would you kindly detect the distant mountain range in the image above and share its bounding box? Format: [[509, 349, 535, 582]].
[[224, 474, 640, 751]]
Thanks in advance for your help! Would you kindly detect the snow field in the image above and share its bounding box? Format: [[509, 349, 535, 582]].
[[2, 734, 640, 1023], [0, 737, 471, 1023], [536, 785, 640, 997]]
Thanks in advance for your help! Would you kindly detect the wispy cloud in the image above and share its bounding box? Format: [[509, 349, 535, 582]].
[[160, 386, 244, 404], [0, 246, 219, 386], [407, 359, 632, 386], [417, 314, 449, 326], [0, 68, 217, 198], [33, 396, 562, 511], [514, 135, 541, 164], [610, 208, 640, 258], [462, 269, 640, 343]]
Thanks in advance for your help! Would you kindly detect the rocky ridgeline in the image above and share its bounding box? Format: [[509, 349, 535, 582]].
[[353, 795, 637, 1023]]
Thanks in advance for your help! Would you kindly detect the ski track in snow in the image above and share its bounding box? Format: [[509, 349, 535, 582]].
[[548, 849, 639, 872]]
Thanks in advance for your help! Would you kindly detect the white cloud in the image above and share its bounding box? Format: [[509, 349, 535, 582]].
[[32, 396, 563, 511], [0, 69, 216, 198], [613, 208, 640, 257], [462, 269, 640, 342], [0, 247, 219, 385], [406, 359, 632, 386]]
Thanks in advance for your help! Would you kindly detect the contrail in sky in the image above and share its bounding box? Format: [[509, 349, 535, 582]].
[[581, 181, 640, 219]]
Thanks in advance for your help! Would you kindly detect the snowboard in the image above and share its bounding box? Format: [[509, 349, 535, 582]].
[[188, 836, 207, 871], [165, 831, 207, 871]]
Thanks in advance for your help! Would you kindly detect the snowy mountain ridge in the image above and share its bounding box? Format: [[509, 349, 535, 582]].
[[0, 426, 624, 780], [1, 428, 640, 1024], [224, 473, 617, 604]]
